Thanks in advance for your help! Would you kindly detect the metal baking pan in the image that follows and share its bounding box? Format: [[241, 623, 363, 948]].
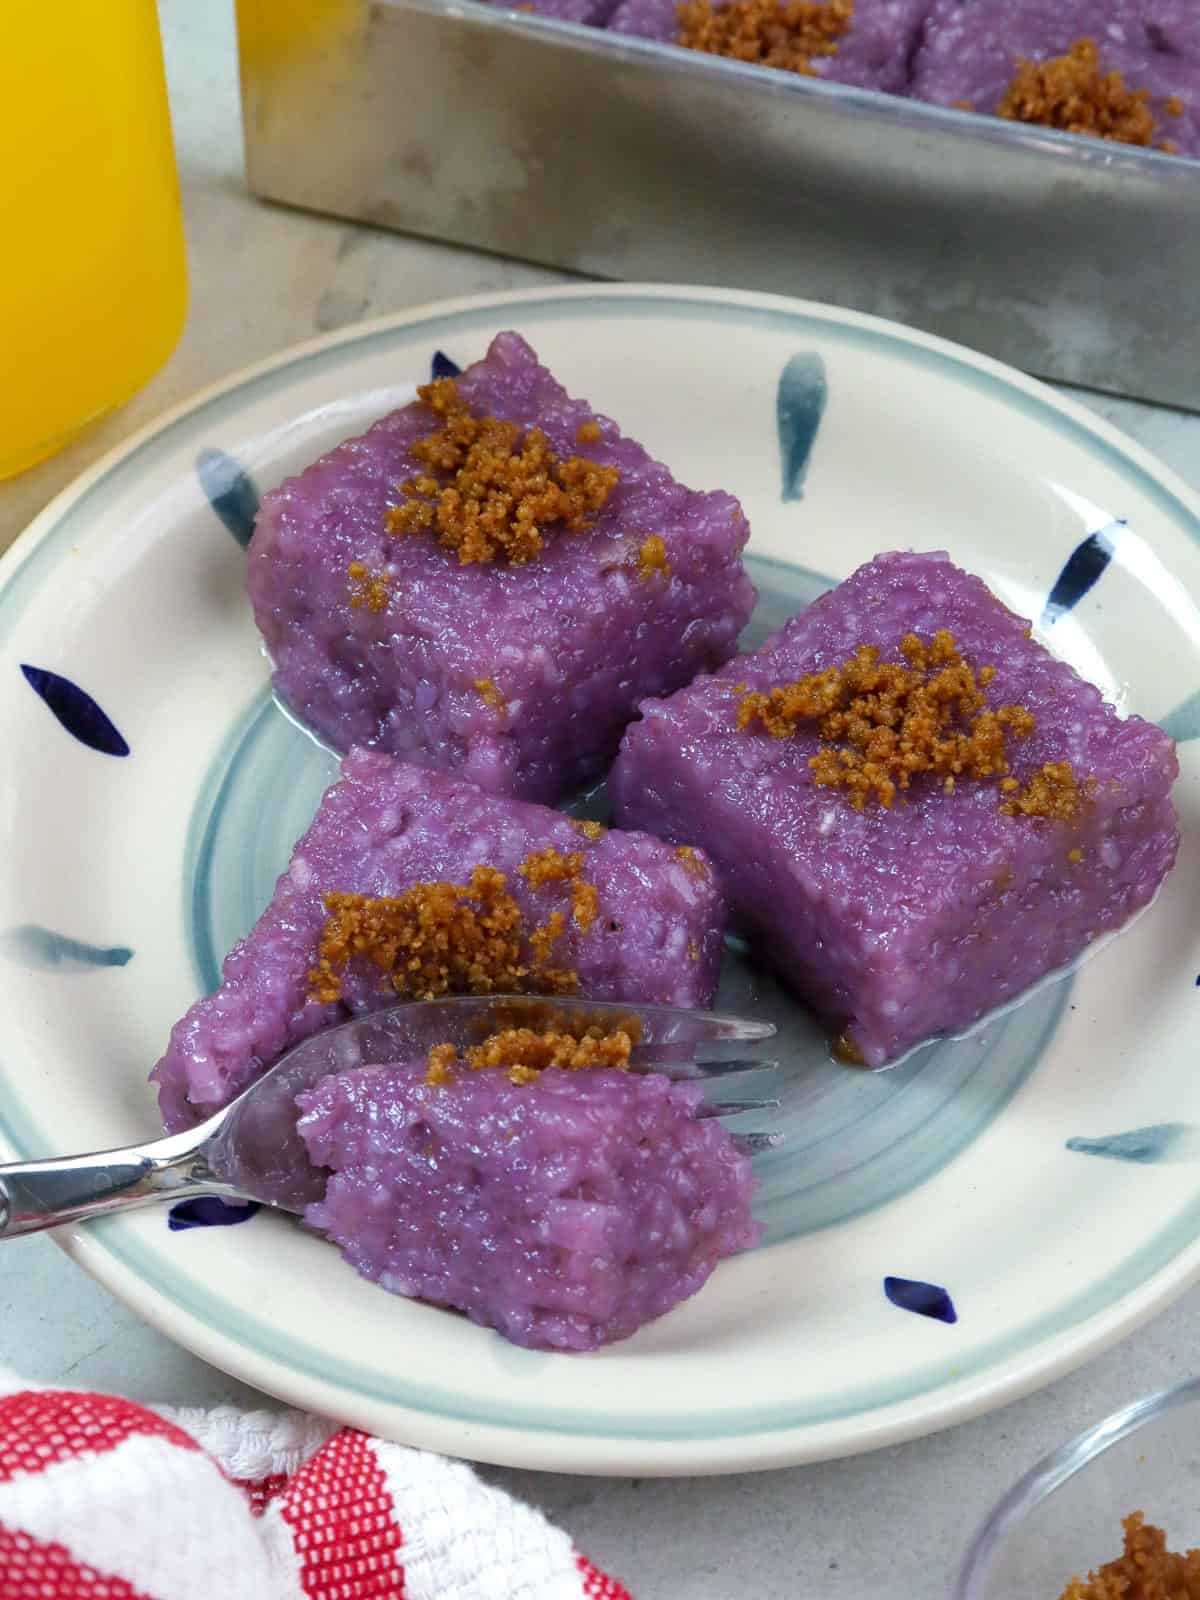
[[236, 0, 1200, 409]]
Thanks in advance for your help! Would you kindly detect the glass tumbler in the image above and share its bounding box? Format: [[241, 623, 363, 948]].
[[1, 0, 188, 480]]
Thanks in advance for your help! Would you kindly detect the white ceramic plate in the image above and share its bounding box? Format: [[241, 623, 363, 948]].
[[2, 285, 1200, 1476]]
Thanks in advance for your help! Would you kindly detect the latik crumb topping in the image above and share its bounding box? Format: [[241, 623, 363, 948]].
[[384, 377, 619, 565], [426, 1041, 459, 1084], [998, 38, 1176, 151], [676, 0, 851, 74], [473, 677, 508, 717], [998, 761, 1087, 822], [675, 845, 710, 879], [309, 843, 606, 1004], [576, 419, 603, 443], [308, 862, 577, 1005], [529, 909, 568, 970], [426, 1024, 635, 1086], [737, 629, 1085, 818], [637, 535, 672, 581], [476, 999, 644, 1044], [519, 844, 600, 931], [833, 1032, 867, 1067], [1057, 1511, 1200, 1600], [572, 881, 600, 933], [570, 818, 605, 841], [519, 845, 585, 888], [347, 560, 392, 613]]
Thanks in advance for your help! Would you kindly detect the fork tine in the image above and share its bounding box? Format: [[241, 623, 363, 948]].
[[733, 1130, 785, 1154], [284, 996, 776, 1082], [635, 1057, 779, 1082], [692, 1012, 777, 1042], [694, 1098, 780, 1119]]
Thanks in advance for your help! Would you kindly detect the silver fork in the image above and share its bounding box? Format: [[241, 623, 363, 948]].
[[0, 996, 780, 1238]]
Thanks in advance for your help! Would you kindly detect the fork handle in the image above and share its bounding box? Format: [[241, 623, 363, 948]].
[[0, 1132, 225, 1238]]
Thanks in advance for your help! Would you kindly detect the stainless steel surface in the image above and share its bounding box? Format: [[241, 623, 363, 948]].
[[0, 1127, 239, 1237], [0, 996, 778, 1235], [237, 0, 1200, 410]]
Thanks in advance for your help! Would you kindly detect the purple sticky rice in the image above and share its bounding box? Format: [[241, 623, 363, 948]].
[[247, 332, 755, 804], [152, 751, 726, 1131], [1143, 0, 1200, 64], [912, 0, 1200, 157], [612, 551, 1179, 1068], [473, 0, 619, 24], [297, 1063, 761, 1350], [607, 0, 925, 92], [604, 0, 679, 40]]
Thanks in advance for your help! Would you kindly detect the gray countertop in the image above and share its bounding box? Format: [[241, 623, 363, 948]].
[[2, 5, 1199, 1596]]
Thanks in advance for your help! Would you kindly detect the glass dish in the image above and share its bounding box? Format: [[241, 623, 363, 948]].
[[956, 1379, 1200, 1599]]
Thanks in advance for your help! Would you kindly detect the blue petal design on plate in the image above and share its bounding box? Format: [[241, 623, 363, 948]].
[[1159, 688, 1200, 744], [1066, 1123, 1200, 1164], [777, 353, 828, 503], [0, 925, 132, 973], [1040, 521, 1123, 627], [196, 448, 261, 549], [20, 665, 130, 757], [884, 1276, 958, 1324], [168, 1197, 260, 1231], [432, 351, 462, 380]]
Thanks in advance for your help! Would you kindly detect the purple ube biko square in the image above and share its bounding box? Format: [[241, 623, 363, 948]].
[[297, 1062, 760, 1350], [912, 0, 1200, 157], [612, 551, 1179, 1068], [152, 752, 726, 1131], [608, 0, 926, 95], [247, 332, 755, 804]]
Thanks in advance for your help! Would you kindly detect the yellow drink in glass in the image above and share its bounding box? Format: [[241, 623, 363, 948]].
[[1, 0, 188, 480]]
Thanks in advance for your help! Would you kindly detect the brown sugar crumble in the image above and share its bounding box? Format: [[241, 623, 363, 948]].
[[637, 535, 672, 581], [519, 845, 585, 889], [675, 845, 710, 879], [518, 845, 600, 931], [478, 1000, 643, 1046], [309, 866, 525, 1004], [572, 880, 600, 932], [347, 560, 391, 613], [998, 761, 1088, 822], [426, 1024, 635, 1087], [528, 909, 569, 973], [736, 630, 1059, 811], [308, 863, 579, 1006], [998, 38, 1170, 150], [676, 0, 851, 75], [833, 1031, 867, 1067], [1057, 1511, 1200, 1600], [384, 377, 619, 566], [473, 677, 508, 717]]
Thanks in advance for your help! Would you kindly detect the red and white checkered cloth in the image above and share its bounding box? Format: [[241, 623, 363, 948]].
[[0, 1372, 631, 1599]]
